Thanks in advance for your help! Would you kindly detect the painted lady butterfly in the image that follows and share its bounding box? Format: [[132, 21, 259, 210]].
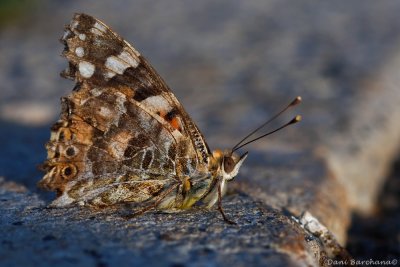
[[38, 13, 301, 223]]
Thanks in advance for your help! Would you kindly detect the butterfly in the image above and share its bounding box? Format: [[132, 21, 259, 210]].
[[38, 13, 301, 224]]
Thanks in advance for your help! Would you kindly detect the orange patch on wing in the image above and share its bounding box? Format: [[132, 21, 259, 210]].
[[158, 110, 182, 131], [170, 117, 181, 131]]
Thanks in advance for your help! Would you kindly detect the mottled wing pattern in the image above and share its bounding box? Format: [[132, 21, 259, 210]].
[[39, 13, 211, 207]]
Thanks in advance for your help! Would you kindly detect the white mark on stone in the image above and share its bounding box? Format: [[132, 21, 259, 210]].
[[78, 61, 95, 78], [78, 33, 86, 41], [75, 47, 84, 57], [299, 211, 328, 236]]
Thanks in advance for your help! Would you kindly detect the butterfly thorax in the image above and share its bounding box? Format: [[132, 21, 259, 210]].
[[175, 149, 247, 209]]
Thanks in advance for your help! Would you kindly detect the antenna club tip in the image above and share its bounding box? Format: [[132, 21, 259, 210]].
[[289, 115, 302, 124], [291, 96, 302, 106]]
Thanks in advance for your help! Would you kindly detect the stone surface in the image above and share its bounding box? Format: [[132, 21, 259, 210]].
[[0, 185, 323, 267], [1, 1, 400, 266], [326, 53, 400, 213]]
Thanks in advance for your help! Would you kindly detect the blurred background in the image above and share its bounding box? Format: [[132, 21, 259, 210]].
[[0, 0, 399, 262]]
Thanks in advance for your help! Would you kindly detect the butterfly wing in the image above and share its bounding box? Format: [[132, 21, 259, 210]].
[[39, 13, 211, 207]]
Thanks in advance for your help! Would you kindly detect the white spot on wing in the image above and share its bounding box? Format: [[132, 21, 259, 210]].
[[71, 20, 79, 30], [133, 93, 183, 141], [90, 28, 103, 35], [115, 92, 127, 113], [105, 50, 139, 75], [94, 22, 107, 32], [99, 107, 112, 117], [105, 56, 129, 74], [78, 61, 95, 78], [79, 33, 86, 40], [141, 95, 172, 112], [105, 71, 116, 79], [119, 51, 139, 68], [108, 141, 127, 158], [90, 88, 102, 97], [75, 47, 84, 57]]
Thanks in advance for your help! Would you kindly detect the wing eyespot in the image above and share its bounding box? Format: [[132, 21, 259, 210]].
[[61, 164, 78, 180], [65, 146, 78, 158]]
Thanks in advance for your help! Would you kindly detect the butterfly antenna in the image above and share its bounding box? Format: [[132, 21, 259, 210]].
[[232, 115, 301, 152], [231, 96, 302, 151]]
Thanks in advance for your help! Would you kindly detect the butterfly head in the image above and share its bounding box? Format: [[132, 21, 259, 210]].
[[212, 149, 248, 181]]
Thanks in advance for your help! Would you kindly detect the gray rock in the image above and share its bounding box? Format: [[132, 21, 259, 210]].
[[1, 178, 327, 267]]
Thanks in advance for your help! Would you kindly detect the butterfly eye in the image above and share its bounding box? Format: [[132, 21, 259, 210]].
[[223, 157, 235, 173]]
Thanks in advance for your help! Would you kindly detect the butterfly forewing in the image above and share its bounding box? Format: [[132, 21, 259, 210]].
[[39, 13, 211, 207]]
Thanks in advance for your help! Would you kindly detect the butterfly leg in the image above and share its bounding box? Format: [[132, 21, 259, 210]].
[[124, 183, 179, 219], [217, 183, 236, 225]]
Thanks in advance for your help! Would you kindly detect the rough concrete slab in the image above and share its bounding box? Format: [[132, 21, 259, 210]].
[[0, 178, 326, 267]]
